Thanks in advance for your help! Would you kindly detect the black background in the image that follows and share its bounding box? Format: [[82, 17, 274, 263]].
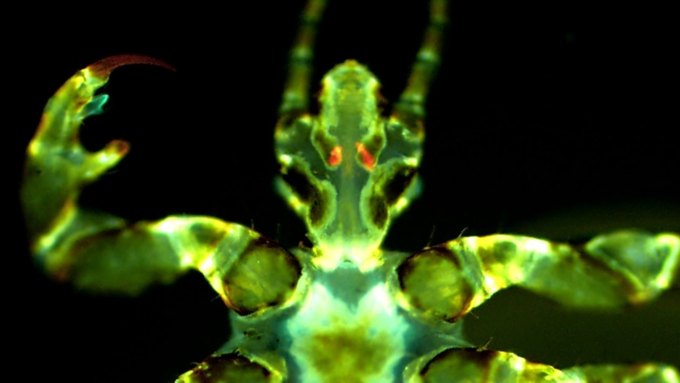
[[8, 0, 679, 381]]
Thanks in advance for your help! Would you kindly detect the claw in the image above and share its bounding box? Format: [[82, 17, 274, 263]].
[[29, 54, 173, 156], [87, 54, 174, 78], [22, 55, 172, 241]]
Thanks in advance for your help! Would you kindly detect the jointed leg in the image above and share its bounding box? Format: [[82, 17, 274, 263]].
[[409, 348, 679, 383], [400, 231, 679, 379], [22, 55, 177, 293], [399, 231, 679, 322], [22, 58, 301, 310]]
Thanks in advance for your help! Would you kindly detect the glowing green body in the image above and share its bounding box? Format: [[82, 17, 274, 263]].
[[21, 1, 679, 382]]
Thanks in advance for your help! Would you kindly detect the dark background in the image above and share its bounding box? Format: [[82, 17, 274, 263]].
[[8, 0, 679, 381]]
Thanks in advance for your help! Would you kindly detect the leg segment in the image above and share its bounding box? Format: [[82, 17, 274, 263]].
[[409, 348, 679, 383], [22, 58, 301, 310], [398, 231, 680, 322], [176, 353, 283, 383], [22, 55, 171, 253]]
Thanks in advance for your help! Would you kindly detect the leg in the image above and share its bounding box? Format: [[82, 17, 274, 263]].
[[22, 55, 176, 293], [398, 231, 680, 321], [22, 57, 300, 311], [176, 353, 283, 383], [409, 348, 679, 382]]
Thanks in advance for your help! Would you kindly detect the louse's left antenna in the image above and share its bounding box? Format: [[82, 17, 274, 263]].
[[279, 0, 328, 117]]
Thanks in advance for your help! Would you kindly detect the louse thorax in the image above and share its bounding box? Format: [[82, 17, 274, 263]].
[[276, 61, 424, 271]]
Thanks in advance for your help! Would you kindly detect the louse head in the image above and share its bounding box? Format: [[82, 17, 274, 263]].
[[276, 61, 423, 269]]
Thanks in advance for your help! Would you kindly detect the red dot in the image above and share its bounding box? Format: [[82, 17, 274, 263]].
[[355, 142, 375, 170], [328, 145, 343, 166]]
